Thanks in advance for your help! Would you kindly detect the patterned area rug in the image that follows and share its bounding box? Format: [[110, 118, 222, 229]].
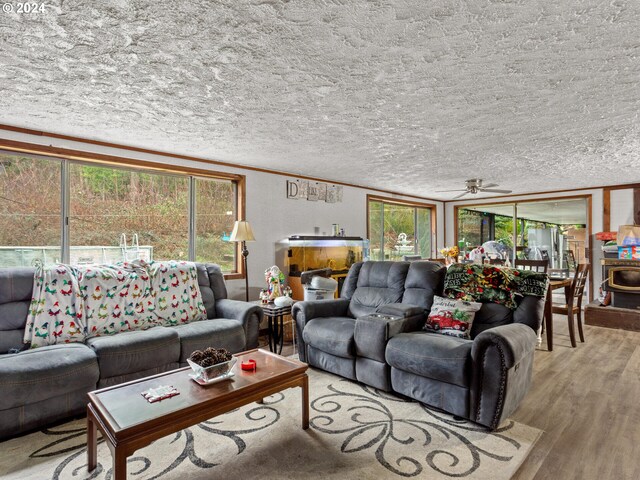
[[0, 368, 541, 479]]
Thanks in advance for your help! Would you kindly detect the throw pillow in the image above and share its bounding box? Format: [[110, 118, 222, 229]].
[[424, 295, 482, 339]]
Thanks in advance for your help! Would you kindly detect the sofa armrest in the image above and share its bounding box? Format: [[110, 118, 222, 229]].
[[292, 299, 350, 326], [470, 323, 537, 429], [354, 313, 410, 362], [215, 299, 263, 349], [292, 299, 350, 362], [352, 304, 427, 362], [376, 303, 426, 332]]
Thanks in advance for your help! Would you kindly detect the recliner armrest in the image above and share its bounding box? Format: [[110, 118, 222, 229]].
[[354, 304, 426, 362], [470, 323, 536, 369], [292, 299, 351, 362], [376, 303, 425, 319], [292, 299, 350, 327], [215, 299, 263, 349], [470, 323, 537, 429], [375, 303, 425, 332]]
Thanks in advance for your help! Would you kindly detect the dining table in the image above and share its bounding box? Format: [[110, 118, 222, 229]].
[[543, 276, 573, 351]]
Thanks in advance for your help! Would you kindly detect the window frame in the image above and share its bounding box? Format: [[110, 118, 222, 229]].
[[0, 148, 246, 279], [366, 194, 437, 260]]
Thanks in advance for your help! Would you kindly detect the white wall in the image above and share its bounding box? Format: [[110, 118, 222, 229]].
[[610, 189, 634, 231], [0, 130, 444, 299]]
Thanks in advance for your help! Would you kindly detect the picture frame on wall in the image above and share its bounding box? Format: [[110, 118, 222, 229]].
[[326, 185, 338, 203], [298, 180, 309, 199], [307, 182, 319, 201], [317, 183, 327, 201]]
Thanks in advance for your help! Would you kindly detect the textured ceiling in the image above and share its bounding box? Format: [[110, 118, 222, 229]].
[[1, 0, 640, 200]]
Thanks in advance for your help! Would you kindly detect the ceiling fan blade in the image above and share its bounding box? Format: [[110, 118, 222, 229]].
[[481, 183, 498, 188], [479, 188, 512, 194], [435, 189, 468, 192], [452, 191, 470, 199]]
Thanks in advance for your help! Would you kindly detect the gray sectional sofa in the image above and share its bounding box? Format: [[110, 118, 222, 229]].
[[292, 261, 544, 429], [0, 263, 262, 439]]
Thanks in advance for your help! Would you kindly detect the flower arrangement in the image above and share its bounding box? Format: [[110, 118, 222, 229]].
[[439, 245, 459, 259]]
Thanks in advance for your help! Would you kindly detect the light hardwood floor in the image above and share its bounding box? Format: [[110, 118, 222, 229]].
[[512, 315, 640, 480], [271, 315, 640, 480]]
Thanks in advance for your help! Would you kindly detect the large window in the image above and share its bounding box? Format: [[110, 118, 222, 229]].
[[0, 151, 242, 273], [367, 196, 435, 261], [195, 177, 236, 271], [0, 155, 62, 266]]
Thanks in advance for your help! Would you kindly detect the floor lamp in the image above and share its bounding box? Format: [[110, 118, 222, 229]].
[[229, 220, 256, 302]]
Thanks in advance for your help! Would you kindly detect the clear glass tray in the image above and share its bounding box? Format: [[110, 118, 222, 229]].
[[189, 370, 235, 386]]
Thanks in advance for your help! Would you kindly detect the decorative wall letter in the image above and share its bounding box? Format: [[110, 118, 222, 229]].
[[286, 179, 343, 203], [287, 180, 299, 199]]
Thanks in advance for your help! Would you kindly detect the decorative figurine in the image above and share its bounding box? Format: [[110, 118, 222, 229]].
[[259, 289, 269, 305], [264, 266, 285, 301]]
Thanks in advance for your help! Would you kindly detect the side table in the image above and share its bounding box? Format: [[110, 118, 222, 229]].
[[254, 301, 294, 355]]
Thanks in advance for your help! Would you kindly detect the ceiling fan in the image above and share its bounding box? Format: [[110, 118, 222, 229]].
[[437, 179, 512, 199]]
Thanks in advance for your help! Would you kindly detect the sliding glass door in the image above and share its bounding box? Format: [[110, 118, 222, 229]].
[[457, 197, 589, 271]]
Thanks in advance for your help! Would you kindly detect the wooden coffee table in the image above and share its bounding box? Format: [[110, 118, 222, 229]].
[[87, 348, 308, 479]]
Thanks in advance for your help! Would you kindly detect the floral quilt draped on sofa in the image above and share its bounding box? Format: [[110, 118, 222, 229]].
[[24, 260, 207, 348], [444, 264, 548, 309]]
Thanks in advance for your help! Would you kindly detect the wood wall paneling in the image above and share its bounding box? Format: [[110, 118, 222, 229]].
[[634, 188, 640, 225], [603, 188, 611, 232]]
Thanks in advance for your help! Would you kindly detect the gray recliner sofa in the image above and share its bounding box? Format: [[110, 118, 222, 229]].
[[292, 260, 544, 429], [0, 263, 262, 439]]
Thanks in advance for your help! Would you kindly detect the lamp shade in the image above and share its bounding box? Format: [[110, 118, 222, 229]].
[[229, 220, 256, 242]]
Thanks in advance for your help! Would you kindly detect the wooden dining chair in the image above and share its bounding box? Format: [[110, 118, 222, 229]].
[[551, 263, 590, 348], [514, 259, 549, 273], [564, 250, 577, 272]]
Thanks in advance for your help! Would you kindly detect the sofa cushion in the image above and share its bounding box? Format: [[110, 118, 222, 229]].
[[197, 264, 216, 318], [0, 343, 98, 410], [0, 301, 30, 333], [386, 332, 472, 388], [348, 262, 409, 318], [172, 319, 246, 363], [0, 267, 33, 338], [86, 326, 180, 378], [0, 329, 25, 354], [471, 302, 513, 337], [0, 267, 35, 304], [303, 317, 356, 358], [402, 261, 446, 309]]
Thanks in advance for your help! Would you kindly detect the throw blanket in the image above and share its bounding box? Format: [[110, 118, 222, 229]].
[[444, 264, 548, 309], [24, 260, 207, 348]]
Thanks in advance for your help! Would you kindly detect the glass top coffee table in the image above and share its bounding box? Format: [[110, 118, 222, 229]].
[[87, 348, 308, 480]]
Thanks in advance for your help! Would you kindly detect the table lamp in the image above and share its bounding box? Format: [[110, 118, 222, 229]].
[[229, 220, 256, 301]]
